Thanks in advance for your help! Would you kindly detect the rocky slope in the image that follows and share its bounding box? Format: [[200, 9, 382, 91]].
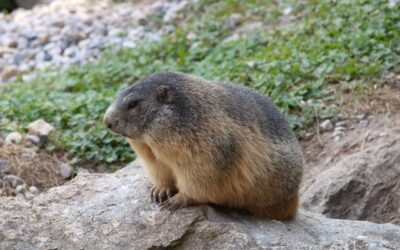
[[301, 113, 400, 225], [1, 160, 399, 249], [0, 0, 187, 82]]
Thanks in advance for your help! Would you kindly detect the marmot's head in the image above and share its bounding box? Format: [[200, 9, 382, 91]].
[[104, 72, 196, 139]]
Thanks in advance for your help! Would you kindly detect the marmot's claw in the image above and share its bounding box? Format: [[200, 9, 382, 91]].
[[159, 193, 193, 211], [166, 187, 178, 199], [151, 186, 178, 203]]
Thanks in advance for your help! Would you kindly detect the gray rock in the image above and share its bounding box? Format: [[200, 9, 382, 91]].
[[355, 114, 368, 123], [320, 119, 334, 132], [15, 193, 26, 200], [121, 41, 135, 48], [47, 47, 62, 57], [359, 120, 369, 128], [21, 29, 38, 41], [146, 32, 162, 42], [27, 119, 54, 136], [0, 160, 10, 172], [336, 120, 352, 128], [19, 63, 30, 72], [334, 126, 346, 132], [58, 163, 73, 179], [4, 132, 22, 144], [29, 186, 39, 194], [226, 13, 242, 28], [12, 52, 23, 65], [302, 132, 400, 224], [3, 175, 24, 188], [26, 134, 40, 144], [334, 135, 343, 142], [63, 46, 77, 57], [17, 37, 29, 50], [163, 1, 188, 22], [29, 39, 41, 48], [0, 160, 399, 249], [35, 50, 52, 62], [16, 184, 26, 193]]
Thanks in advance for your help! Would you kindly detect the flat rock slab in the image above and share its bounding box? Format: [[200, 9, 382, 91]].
[[1, 161, 399, 249]]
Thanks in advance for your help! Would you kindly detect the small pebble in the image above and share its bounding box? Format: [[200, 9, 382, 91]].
[[5, 132, 22, 144], [59, 163, 73, 179], [335, 120, 352, 128], [334, 136, 342, 142], [359, 120, 369, 128], [355, 114, 368, 123], [15, 193, 26, 200], [0, 160, 11, 172], [29, 186, 39, 194], [320, 120, 334, 132], [27, 134, 40, 144], [334, 126, 346, 132], [16, 184, 26, 193], [27, 119, 54, 136], [3, 175, 24, 188], [226, 13, 242, 28]]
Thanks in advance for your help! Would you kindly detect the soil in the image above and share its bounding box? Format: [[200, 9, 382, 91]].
[[0, 140, 69, 195], [300, 83, 400, 185]]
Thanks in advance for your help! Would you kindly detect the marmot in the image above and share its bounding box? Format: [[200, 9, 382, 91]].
[[104, 72, 304, 220]]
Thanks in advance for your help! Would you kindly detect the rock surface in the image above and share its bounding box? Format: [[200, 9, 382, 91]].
[[301, 114, 400, 225], [1, 160, 399, 249]]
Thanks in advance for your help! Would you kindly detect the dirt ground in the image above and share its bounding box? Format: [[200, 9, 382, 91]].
[[0, 140, 69, 196], [300, 82, 400, 183]]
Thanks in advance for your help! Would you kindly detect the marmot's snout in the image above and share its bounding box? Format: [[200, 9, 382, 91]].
[[104, 104, 122, 135]]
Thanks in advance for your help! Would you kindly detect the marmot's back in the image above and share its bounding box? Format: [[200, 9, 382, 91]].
[[219, 83, 297, 142]]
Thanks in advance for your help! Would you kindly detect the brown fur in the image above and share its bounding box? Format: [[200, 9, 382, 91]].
[[128, 114, 299, 220]]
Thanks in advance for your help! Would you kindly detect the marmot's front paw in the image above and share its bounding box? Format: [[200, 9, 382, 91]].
[[159, 193, 194, 211], [151, 186, 178, 203]]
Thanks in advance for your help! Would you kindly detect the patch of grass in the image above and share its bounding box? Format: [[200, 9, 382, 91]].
[[1, 0, 399, 165]]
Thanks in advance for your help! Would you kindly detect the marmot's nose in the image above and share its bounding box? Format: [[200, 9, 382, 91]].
[[104, 105, 118, 131], [104, 115, 119, 130], [104, 117, 113, 129]]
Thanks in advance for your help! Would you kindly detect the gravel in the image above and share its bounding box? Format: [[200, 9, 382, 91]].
[[0, 0, 189, 83]]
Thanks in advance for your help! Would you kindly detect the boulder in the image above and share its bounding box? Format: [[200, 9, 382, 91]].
[[1, 160, 399, 249], [302, 128, 400, 224]]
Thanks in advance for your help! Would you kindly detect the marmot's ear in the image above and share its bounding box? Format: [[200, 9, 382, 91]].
[[156, 85, 169, 103]]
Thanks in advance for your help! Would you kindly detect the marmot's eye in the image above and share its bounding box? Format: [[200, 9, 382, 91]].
[[128, 100, 139, 110]]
